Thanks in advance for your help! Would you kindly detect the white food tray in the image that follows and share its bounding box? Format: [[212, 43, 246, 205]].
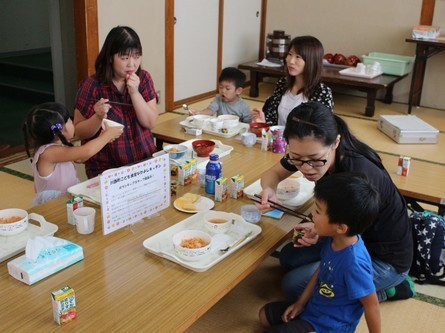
[[153, 139, 233, 167], [0, 213, 58, 262], [339, 67, 382, 79], [180, 116, 250, 138], [143, 211, 262, 272], [68, 176, 101, 205], [243, 172, 315, 209]]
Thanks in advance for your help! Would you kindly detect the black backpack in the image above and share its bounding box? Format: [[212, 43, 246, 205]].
[[409, 211, 445, 285]]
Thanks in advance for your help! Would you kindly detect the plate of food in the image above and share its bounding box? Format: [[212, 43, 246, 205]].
[[173, 193, 214, 213]]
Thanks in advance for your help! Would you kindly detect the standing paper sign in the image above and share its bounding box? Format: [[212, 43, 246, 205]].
[[100, 155, 170, 235]]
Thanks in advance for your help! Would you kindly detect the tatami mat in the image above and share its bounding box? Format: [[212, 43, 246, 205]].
[[187, 256, 445, 333]]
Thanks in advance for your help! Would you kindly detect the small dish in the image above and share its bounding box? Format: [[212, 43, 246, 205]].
[[172, 229, 212, 261], [101, 118, 124, 130], [163, 144, 188, 160], [192, 139, 216, 157], [173, 196, 215, 213], [277, 178, 300, 201], [0, 208, 29, 236], [218, 115, 239, 129], [249, 122, 270, 137], [204, 211, 233, 234]]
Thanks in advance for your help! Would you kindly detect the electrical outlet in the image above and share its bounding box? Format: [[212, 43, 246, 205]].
[[156, 90, 161, 104]]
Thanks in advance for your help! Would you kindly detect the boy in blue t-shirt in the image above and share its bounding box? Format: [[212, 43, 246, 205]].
[[190, 67, 252, 123], [259, 173, 381, 333]]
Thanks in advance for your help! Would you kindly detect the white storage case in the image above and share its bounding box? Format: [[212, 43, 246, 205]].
[[377, 115, 439, 144]]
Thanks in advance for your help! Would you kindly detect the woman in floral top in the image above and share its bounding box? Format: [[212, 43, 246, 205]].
[[252, 36, 333, 126]]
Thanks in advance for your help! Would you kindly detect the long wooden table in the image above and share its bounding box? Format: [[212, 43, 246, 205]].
[[0, 130, 309, 332], [154, 115, 445, 215], [238, 61, 408, 117]]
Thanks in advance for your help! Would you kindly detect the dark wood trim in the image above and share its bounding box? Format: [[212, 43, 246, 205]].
[[165, 0, 174, 112], [259, 0, 267, 60], [420, 0, 435, 25], [73, 0, 98, 84]]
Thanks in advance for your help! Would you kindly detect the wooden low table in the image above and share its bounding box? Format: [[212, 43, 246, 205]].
[[238, 61, 408, 117]]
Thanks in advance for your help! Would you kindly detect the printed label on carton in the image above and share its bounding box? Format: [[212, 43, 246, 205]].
[[51, 285, 77, 325], [66, 196, 83, 225], [215, 177, 228, 202], [230, 174, 244, 199]]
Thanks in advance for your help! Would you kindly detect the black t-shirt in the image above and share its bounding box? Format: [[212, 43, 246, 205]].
[[280, 152, 413, 272]]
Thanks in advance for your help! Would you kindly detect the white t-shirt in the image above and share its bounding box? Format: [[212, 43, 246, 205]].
[[277, 91, 308, 125]]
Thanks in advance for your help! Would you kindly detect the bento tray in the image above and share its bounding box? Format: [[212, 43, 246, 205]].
[[0, 213, 58, 263], [243, 172, 315, 209], [180, 116, 250, 138], [68, 176, 101, 205], [143, 211, 262, 272], [153, 139, 233, 167]]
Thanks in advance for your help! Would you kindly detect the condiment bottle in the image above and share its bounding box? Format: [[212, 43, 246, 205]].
[[205, 154, 222, 195]]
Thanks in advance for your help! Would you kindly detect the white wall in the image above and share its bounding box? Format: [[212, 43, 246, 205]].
[[265, 0, 445, 110], [96, 0, 445, 111]]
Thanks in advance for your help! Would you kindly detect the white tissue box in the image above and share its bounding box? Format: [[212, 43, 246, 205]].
[[7, 238, 84, 285], [377, 115, 439, 144]]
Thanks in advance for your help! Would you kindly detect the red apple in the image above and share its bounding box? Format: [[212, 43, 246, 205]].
[[347, 55, 360, 66], [333, 53, 347, 65], [323, 53, 334, 64]]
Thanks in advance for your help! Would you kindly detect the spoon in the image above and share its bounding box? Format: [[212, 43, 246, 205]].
[[183, 104, 193, 115], [219, 231, 253, 253]]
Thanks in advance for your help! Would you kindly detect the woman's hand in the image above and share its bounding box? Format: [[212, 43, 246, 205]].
[[251, 107, 265, 123], [126, 72, 140, 95], [94, 98, 111, 120], [254, 188, 278, 213], [293, 222, 319, 247]]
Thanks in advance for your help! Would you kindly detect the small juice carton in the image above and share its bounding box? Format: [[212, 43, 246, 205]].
[[66, 196, 83, 225], [215, 177, 228, 202], [187, 158, 199, 183], [230, 174, 244, 199], [178, 160, 193, 185], [51, 285, 77, 325]]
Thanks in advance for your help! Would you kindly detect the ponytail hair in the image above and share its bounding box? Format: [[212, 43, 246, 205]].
[[284, 101, 383, 170], [23, 102, 73, 160]]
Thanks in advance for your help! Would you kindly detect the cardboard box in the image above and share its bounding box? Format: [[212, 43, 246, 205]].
[[377, 115, 439, 144], [215, 177, 228, 202], [51, 286, 77, 325], [178, 158, 198, 185], [66, 196, 83, 225], [412, 25, 441, 40]]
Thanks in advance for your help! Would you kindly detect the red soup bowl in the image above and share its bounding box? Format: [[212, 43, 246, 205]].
[[249, 122, 270, 137], [192, 140, 216, 157]]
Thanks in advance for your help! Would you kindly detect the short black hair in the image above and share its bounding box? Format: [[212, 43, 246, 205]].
[[219, 67, 246, 88], [314, 172, 380, 236]]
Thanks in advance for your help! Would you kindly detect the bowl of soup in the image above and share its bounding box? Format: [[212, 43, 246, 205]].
[[204, 211, 233, 234], [0, 208, 29, 236], [172, 230, 212, 261]]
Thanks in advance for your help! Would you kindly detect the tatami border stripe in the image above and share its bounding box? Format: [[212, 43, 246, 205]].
[[414, 292, 445, 307], [0, 166, 33, 181]]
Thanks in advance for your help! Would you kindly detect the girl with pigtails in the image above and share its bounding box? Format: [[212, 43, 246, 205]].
[[23, 102, 123, 205]]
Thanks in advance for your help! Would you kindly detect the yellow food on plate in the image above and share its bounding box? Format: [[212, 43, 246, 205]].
[[175, 192, 200, 210]]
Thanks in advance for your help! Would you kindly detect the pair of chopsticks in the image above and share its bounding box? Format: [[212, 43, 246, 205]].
[[251, 194, 309, 220], [89, 100, 133, 107]]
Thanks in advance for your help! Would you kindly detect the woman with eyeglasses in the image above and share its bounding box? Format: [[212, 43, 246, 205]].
[[258, 101, 414, 303]]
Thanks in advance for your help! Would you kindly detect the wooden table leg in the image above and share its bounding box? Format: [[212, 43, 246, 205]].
[[383, 85, 394, 104], [365, 89, 377, 117], [249, 70, 260, 97]]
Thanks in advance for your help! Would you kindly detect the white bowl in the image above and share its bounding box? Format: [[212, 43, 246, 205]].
[[217, 115, 239, 129], [0, 208, 29, 236], [172, 230, 212, 261], [277, 178, 300, 201], [204, 211, 233, 234], [192, 115, 212, 128], [210, 118, 224, 131], [163, 144, 188, 160], [102, 118, 124, 130]]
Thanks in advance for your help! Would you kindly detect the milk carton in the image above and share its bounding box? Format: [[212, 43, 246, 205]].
[[230, 174, 244, 199]]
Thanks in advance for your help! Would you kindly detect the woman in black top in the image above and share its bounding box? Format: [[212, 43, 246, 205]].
[[258, 101, 413, 302]]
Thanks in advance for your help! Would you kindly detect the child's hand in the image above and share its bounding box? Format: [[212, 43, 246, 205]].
[[102, 124, 124, 142], [251, 108, 265, 123], [282, 302, 304, 323], [126, 72, 140, 95], [293, 222, 319, 247], [94, 98, 111, 120]]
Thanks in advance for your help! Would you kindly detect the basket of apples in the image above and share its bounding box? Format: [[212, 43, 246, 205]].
[[323, 53, 361, 67]]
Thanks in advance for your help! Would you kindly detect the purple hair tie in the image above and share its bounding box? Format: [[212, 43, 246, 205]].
[[50, 123, 63, 133]]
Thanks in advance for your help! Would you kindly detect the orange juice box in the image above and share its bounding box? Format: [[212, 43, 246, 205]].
[[215, 177, 228, 202], [51, 285, 77, 325], [230, 174, 244, 199], [178, 160, 193, 185], [186, 158, 199, 183]]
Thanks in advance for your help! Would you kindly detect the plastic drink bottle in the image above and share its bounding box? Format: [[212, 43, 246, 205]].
[[205, 154, 222, 195]]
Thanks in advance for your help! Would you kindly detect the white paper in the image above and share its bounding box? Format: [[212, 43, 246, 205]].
[[256, 58, 282, 68]]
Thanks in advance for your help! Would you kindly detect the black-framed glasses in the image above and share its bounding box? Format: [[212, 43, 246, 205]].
[[285, 145, 332, 168]]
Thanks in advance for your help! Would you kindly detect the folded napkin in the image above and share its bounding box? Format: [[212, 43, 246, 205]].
[[256, 59, 282, 68]]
